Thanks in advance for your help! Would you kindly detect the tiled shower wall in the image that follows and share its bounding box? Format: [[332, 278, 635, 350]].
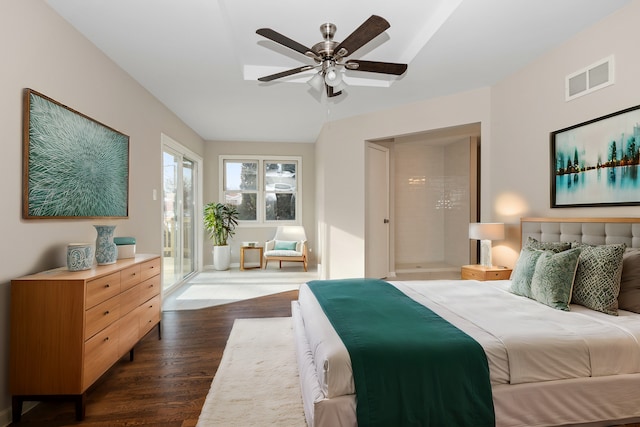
[[394, 138, 474, 270]]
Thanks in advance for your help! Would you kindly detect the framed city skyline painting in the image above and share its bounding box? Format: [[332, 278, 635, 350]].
[[23, 89, 129, 218], [551, 104, 640, 208]]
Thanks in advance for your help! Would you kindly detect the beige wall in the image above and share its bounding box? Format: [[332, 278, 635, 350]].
[[489, 0, 640, 268], [202, 140, 316, 267], [0, 1, 204, 422]]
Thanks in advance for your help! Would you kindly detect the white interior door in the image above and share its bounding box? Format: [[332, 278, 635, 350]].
[[366, 142, 390, 278]]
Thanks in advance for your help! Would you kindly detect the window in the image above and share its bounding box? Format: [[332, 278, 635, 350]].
[[221, 156, 301, 225]]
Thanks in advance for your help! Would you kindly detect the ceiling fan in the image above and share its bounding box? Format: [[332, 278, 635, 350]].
[[256, 15, 408, 98]]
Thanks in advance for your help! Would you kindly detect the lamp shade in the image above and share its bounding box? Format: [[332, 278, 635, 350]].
[[324, 66, 343, 87], [469, 223, 505, 241], [307, 72, 325, 91]]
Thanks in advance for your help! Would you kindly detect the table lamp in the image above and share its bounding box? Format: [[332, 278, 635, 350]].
[[469, 223, 505, 267]]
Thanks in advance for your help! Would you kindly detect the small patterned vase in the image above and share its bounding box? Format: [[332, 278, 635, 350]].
[[67, 243, 94, 271], [94, 225, 117, 265]]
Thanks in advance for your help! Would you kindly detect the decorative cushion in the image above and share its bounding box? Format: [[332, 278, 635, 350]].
[[619, 249, 640, 313], [571, 243, 626, 315], [509, 248, 545, 298], [530, 248, 582, 311], [525, 237, 571, 253], [264, 250, 303, 257], [274, 240, 298, 251]]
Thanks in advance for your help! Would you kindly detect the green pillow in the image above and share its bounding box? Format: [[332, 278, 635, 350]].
[[530, 248, 582, 311], [571, 243, 626, 315], [525, 237, 571, 253], [274, 240, 297, 251], [510, 248, 545, 298]]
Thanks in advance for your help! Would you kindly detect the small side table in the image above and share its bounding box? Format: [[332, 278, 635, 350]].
[[240, 246, 263, 270], [461, 265, 512, 281]]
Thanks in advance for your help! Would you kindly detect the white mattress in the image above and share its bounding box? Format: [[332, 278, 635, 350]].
[[294, 279, 640, 426]]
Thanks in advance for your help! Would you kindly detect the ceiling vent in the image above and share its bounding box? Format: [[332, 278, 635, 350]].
[[566, 55, 614, 101]]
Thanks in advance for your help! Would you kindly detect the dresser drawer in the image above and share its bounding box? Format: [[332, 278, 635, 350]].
[[85, 295, 121, 339], [461, 265, 512, 281], [83, 321, 119, 390], [118, 309, 139, 355], [86, 272, 121, 309], [461, 268, 485, 280], [140, 258, 160, 281], [139, 295, 161, 337], [139, 275, 161, 304], [486, 270, 512, 280], [120, 283, 140, 316], [121, 264, 142, 291]]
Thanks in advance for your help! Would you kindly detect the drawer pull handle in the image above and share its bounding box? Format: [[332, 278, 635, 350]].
[[104, 337, 110, 342], [105, 284, 110, 288], [104, 310, 110, 315], [149, 305, 154, 308]]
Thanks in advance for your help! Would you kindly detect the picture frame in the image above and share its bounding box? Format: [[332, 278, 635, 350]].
[[23, 89, 129, 219], [550, 104, 640, 208]]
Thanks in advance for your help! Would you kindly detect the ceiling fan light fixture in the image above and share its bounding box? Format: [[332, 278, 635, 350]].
[[324, 66, 342, 87], [307, 72, 325, 91], [332, 80, 347, 93]]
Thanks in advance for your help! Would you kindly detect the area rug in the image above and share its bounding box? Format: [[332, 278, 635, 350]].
[[163, 269, 317, 311], [196, 317, 306, 426]]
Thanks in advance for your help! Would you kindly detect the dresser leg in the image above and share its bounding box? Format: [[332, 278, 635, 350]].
[[75, 393, 86, 421], [129, 348, 135, 361], [157, 321, 162, 340], [12, 396, 23, 423]]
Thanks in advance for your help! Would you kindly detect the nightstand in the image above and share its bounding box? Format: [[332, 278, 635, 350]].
[[461, 265, 512, 281]]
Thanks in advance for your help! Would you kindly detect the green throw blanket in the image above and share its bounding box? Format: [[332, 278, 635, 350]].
[[307, 278, 495, 427]]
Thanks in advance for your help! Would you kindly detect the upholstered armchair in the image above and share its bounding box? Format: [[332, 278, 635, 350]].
[[264, 226, 308, 271]]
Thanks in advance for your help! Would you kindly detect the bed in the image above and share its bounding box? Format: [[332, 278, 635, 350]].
[[292, 217, 640, 427]]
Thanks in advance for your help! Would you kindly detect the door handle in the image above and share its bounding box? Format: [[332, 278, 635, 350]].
[[383, 219, 390, 224]]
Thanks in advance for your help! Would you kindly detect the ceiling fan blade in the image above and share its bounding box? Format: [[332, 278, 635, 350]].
[[258, 65, 315, 82], [326, 85, 342, 98], [345, 60, 407, 76], [333, 15, 390, 59], [256, 28, 316, 58]]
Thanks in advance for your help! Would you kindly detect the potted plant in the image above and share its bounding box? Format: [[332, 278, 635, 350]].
[[204, 202, 239, 270]]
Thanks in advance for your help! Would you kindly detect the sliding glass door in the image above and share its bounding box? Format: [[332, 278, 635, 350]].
[[162, 136, 201, 293]]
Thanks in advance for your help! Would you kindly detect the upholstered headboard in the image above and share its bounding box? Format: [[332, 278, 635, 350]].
[[521, 217, 640, 250]]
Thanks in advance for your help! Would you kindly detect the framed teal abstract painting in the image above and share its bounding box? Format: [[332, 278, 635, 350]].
[[23, 89, 129, 218], [551, 104, 640, 208]]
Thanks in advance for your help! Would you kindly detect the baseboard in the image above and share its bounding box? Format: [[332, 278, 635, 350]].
[[0, 406, 10, 427], [0, 401, 38, 427]]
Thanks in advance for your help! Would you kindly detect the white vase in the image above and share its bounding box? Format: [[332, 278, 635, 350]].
[[213, 245, 231, 271]]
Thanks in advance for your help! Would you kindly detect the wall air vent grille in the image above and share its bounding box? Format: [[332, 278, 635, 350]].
[[566, 55, 614, 101]]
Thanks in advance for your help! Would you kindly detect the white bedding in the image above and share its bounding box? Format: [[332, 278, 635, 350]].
[[297, 279, 640, 406]]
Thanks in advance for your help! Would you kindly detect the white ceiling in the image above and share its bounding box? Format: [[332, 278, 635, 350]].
[[45, 0, 630, 143]]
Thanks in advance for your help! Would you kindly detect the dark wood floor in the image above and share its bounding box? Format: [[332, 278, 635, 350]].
[[10, 290, 299, 427]]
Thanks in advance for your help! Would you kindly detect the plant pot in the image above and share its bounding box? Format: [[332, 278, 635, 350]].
[[213, 245, 231, 271]]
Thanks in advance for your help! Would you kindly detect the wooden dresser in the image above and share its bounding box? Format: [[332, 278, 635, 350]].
[[10, 254, 161, 422]]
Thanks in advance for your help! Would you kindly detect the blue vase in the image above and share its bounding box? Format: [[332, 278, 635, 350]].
[[94, 225, 117, 265], [67, 243, 94, 271]]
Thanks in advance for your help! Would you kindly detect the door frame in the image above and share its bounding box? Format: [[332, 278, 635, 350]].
[[365, 142, 391, 278], [161, 133, 204, 292]]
